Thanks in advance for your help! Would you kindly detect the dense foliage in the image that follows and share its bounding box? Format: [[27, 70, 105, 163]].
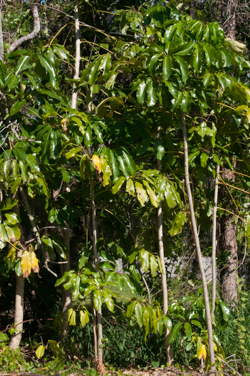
[[0, 0, 250, 374]]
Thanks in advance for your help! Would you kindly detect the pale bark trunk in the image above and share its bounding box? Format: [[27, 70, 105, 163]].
[[158, 199, 173, 365], [0, 9, 4, 61], [61, 227, 72, 338], [9, 272, 25, 349], [71, 0, 80, 109], [90, 178, 103, 369], [181, 113, 215, 371], [212, 165, 220, 316], [220, 158, 238, 305], [221, 217, 238, 304], [8, 5, 40, 53], [223, 0, 237, 39]]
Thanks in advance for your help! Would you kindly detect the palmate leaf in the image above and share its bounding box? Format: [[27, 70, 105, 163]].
[[80, 309, 89, 327], [21, 250, 39, 278], [168, 211, 187, 236], [93, 289, 102, 311], [143, 181, 159, 208]]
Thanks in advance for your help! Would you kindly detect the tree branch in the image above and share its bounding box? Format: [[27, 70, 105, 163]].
[[8, 5, 40, 53]]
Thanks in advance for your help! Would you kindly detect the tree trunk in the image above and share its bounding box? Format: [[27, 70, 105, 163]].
[[90, 178, 104, 371], [212, 165, 220, 316], [181, 113, 215, 371], [158, 199, 173, 365], [222, 0, 237, 40], [221, 216, 238, 304], [9, 271, 25, 350], [156, 157, 173, 365]]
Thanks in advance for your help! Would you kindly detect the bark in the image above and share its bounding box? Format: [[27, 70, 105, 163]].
[[0, 8, 4, 61], [222, 0, 237, 40], [181, 113, 215, 371], [212, 165, 220, 316], [71, 0, 80, 109], [90, 178, 103, 369], [220, 158, 239, 305], [8, 5, 40, 53], [9, 272, 25, 349], [158, 199, 173, 365]]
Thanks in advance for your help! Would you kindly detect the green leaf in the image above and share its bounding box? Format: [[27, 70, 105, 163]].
[[146, 81, 158, 107], [168, 211, 187, 236], [220, 301, 230, 321], [184, 322, 192, 338], [169, 322, 182, 343], [67, 308, 76, 326], [148, 53, 161, 75], [80, 309, 89, 327], [126, 179, 135, 196], [203, 44, 214, 65], [173, 41, 195, 56], [92, 123, 103, 143], [135, 303, 143, 327], [137, 81, 147, 104], [89, 59, 101, 85], [26, 154, 40, 172], [143, 181, 159, 208], [163, 56, 172, 81], [15, 55, 31, 75], [0, 224, 8, 249], [189, 150, 200, 164], [112, 176, 125, 194], [162, 315, 172, 331], [103, 289, 114, 312], [13, 146, 26, 163], [180, 91, 191, 113], [174, 56, 188, 83], [127, 300, 137, 317], [65, 147, 82, 159], [203, 72, 213, 88], [193, 44, 201, 72], [93, 289, 102, 311], [200, 153, 209, 168], [110, 150, 119, 183], [143, 307, 150, 328], [0, 198, 18, 211], [6, 225, 21, 241], [122, 150, 136, 176], [38, 54, 57, 87], [117, 155, 130, 179], [135, 182, 148, 206], [150, 255, 158, 277], [10, 99, 26, 116], [35, 345, 45, 359], [140, 249, 150, 272], [85, 126, 92, 148], [191, 319, 203, 329], [5, 212, 20, 225]]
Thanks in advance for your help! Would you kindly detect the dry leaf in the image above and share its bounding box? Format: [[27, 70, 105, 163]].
[[92, 155, 102, 174], [198, 344, 207, 360]]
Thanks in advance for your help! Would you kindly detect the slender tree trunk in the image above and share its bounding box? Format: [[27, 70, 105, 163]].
[[60, 0, 81, 337], [181, 113, 215, 371], [220, 157, 239, 305], [90, 178, 104, 371], [156, 157, 173, 365], [71, 0, 80, 110], [0, 8, 4, 61], [9, 267, 24, 350], [222, 0, 237, 40], [158, 199, 173, 365], [212, 165, 220, 316]]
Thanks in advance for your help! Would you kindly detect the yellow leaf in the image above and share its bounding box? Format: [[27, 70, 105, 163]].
[[6, 246, 16, 263], [198, 344, 207, 360], [30, 251, 39, 274], [92, 155, 102, 174], [21, 250, 32, 278]]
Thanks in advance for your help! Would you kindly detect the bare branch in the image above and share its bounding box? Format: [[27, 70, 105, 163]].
[[8, 5, 40, 53]]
